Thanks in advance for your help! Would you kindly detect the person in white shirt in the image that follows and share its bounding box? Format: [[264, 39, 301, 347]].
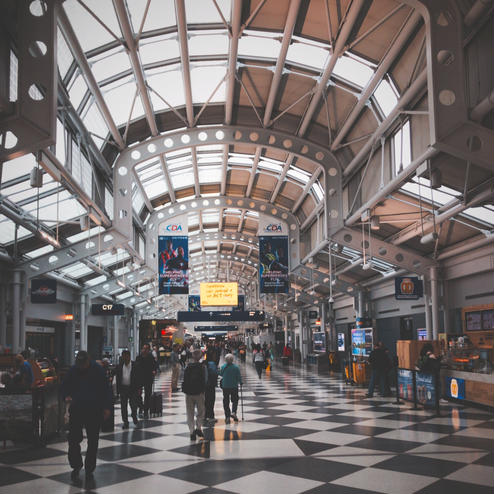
[[116, 350, 138, 429]]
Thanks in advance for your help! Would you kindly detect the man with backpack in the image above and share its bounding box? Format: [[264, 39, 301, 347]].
[[182, 349, 207, 440]]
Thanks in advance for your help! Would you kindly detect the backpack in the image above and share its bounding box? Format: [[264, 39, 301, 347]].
[[182, 363, 206, 395]]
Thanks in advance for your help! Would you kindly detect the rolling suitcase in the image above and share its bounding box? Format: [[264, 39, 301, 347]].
[[149, 383, 162, 417]]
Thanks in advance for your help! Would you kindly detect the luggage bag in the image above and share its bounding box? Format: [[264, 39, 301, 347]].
[[149, 384, 162, 417]]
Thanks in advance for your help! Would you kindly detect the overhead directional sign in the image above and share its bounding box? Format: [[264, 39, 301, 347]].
[[91, 303, 125, 316], [177, 310, 265, 322]]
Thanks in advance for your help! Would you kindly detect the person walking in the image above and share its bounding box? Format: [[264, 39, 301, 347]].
[[220, 354, 242, 423], [61, 351, 112, 481], [135, 343, 157, 418], [170, 343, 181, 392], [115, 350, 139, 429], [365, 342, 390, 398], [253, 344, 266, 379], [204, 359, 218, 425], [182, 349, 207, 440]]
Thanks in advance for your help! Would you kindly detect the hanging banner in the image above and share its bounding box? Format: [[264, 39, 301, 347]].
[[188, 295, 201, 312], [31, 278, 57, 304], [158, 216, 189, 295], [259, 236, 289, 293], [395, 277, 423, 300]]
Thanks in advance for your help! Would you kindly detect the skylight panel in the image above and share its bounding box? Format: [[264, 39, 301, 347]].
[[258, 160, 283, 173], [102, 79, 145, 126], [84, 275, 107, 287], [185, 0, 231, 23], [287, 166, 310, 184], [60, 262, 93, 278], [202, 210, 219, 223], [116, 290, 134, 300], [139, 36, 180, 65], [138, 164, 162, 182], [229, 155, 253, 166], [0, 216, 31, 244], [82, 103, 109, 144], [56, 120, 67, 166], [286, 40, 329, 71], [199, 166, 221, 183], [143, 177, 168, 199], [148, 67, 186, 110], [24, 245, 54, 259], [333, 55, 373, 88], [189, 33, 229, 57], [238, 31, 282, 60], [4, 179, 57, 203], [171, 171, 195, 189], [57, 27, 73, 79], [66, 226, 105, 244], [461, 207, 494, 226], [126, 0, 176, 33], [90, 47, 131, 83], [374, 79, 398, 117], [312, 181, 324, 201], [191, 64, 227, 104], [136, 157, 160, 172], [63, 0, 121, 52]]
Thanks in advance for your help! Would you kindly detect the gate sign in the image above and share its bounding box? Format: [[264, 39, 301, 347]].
[[395, 276, 423, 300], [91, 303, 125, 316]]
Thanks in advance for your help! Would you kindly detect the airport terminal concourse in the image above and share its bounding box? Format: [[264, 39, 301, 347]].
[[0, 0, 493, 493]]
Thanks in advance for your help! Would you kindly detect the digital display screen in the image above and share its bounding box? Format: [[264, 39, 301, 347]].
[[482, 310, 494, 330], [200, 282, 238, 306], [313, 332, 325, 352]]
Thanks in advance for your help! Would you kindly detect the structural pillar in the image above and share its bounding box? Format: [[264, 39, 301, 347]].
[[80, 294, 88, 351], [430, 266, 440, 339], [12, 270, 23, 352], [327, 299, 335, 352], [0, 282, 6, 348], [113, 315, 120, 362]]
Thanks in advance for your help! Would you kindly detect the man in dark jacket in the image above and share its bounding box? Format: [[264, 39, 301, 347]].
[[365, 342, 390, 398], [115, 350, 139, 428], [61, 351, 112, 481], [135, 343, 157, 419]]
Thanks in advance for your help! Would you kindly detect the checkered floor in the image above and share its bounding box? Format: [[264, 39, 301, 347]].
[[1, 360, 493, 494]]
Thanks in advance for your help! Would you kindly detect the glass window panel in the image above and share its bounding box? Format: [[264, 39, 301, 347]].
[[333, 55, 373, 87], [60, 262, 93, 278], [126, 0, 176, 33], [80, 153, 93, 197], [287, 166, 310, 184], [202, 210, 219, 223], [191, 64, 227, 104], [286, 41, 329, 71], [312, 181, 324, 201], [165, 148, 191, 158], [63, 0, 121, 52], [238, 32, 281, 60], [185, 0, 230, 23], [139, 235, 145, 258], [138, 164, 161, 182], [105, 188, 113, 220], [9, 50, 18, 102], [393, 120, 411, 174], [258, 160, 283, 172], [56, 119, 67, 165], [375, 79, 398, 117], [57, 27, 74, 79], [68, 73, 88, 110], [189, 33, 229, 57], [148, 68, 186, 109], [82, 102, 109, 145], [171, 171, 195, 189], [136, 157, 160, 172], [132, 182, 144, 213], [140, 36, 180, 65], [66, 226, 104, 243], [2, 153, 36, 182], [91, 48, 131, 82]]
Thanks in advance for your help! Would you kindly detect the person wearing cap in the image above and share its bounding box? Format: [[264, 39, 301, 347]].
[[220, 354, 242, 424], [61, 351, 112, 481]]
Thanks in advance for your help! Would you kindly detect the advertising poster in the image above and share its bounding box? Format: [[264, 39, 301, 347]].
[[416, 372, 436, 407], [337, 332, 346, 352], [31, 278, 57, 304], [158, 235, 189, 294], [351, 328, 373, 356], [200, 282, 238, 306], [259, 235, 289, 293], [444, 376, 466, 400], [188, 295, 201, 312], [397, 369, 414, 401]]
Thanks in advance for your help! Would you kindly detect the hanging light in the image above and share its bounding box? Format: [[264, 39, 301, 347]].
[[370, 216, 380, 230], [420, 231, 438, 244]]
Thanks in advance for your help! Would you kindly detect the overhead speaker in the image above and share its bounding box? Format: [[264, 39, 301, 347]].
[[30, 167, 43, 188]]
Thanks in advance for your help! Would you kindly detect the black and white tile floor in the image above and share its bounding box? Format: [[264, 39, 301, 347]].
[[0, 361, 492, 493]]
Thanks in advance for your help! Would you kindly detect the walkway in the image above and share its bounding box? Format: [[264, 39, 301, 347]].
[[0, 360, 492, 493]]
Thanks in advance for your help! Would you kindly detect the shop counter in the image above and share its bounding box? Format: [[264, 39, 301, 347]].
[[441, 368, 494, 407]]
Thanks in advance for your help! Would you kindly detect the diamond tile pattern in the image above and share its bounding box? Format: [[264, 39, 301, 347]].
[[1, 360, 492, 494]]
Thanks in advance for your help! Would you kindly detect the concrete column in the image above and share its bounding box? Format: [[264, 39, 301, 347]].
[[357, 290, 365, 319], [0, 282, 7, 347], [80, 294, 88, 351], [430, 266, 440, 339], [12, 270, 23, 352], [327, 300, 335, 352], [423, 275, 432, 339], [284, 313, 288, 346]]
